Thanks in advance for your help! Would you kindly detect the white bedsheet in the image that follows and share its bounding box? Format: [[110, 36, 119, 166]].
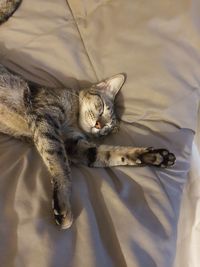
[[175, 108, 200, 267], [0, 1, 199, 266]]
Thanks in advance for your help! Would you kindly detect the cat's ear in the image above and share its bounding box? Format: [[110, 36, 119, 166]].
[[96, 74, 126, 99]]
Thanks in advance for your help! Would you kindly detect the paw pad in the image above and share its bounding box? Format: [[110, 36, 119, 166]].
[[139, 148, 176, 168]]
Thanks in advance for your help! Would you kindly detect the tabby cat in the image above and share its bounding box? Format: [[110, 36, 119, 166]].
[[0, 0, 22, 24], [0, 64, 176, 229]]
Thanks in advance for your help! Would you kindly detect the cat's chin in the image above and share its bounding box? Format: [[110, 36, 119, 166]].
[[91, 127, 100, 136], [78, 119, 91, 134], [78, 122, 101, 138]]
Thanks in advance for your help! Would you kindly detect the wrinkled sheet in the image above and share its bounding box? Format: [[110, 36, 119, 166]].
[[174, 108, 200, 267], [0, 1, 200, 267]]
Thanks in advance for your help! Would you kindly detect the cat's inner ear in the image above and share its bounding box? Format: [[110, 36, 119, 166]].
[[96, 74, 126, 99]]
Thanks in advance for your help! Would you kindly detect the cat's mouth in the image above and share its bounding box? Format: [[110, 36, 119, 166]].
[[91, 124, 115, 138], [78, 114, 116, 138]]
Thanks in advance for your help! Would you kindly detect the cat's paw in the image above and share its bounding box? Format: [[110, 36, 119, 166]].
[[53, 207, 73, 230], [138, 148, 176, 168], [52, 192, 73, 230]]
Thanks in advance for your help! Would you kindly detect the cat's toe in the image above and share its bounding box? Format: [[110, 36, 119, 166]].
[[139, 148, 176, 168], [160, 151, 176, 168]]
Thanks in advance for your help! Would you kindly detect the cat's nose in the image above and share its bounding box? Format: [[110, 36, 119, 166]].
[[95, 121, 102, 129]]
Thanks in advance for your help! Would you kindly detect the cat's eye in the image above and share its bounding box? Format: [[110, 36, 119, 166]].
[[95, 121, 102, 129], [89, 93, 104, 115], [95, 101, 104, 116]]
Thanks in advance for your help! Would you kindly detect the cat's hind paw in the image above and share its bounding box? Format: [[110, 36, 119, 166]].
[[138, 148, 176, 168]]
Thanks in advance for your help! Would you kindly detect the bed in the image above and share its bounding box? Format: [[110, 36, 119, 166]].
[[0, 1, 199, 266]]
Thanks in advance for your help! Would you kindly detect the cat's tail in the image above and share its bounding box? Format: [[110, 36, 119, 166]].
[[0, 0, 22, 25]]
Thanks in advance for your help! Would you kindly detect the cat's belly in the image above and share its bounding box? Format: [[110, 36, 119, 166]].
[[0, 104, 31, 138]]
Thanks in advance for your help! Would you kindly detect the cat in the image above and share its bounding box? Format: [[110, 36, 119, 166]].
[[0, 64, 176, 229], [0, 0, 22, 24]]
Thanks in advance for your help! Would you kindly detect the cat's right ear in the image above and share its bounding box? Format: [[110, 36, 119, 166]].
[[96, 73, 126, 100]]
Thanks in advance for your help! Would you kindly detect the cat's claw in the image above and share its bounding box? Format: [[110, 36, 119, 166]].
[[138, 148, 176, 168]]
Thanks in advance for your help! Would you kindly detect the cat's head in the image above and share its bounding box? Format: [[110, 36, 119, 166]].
[[78, 74, 126, 137]]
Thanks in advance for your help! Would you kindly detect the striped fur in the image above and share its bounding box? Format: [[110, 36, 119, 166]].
[[0, 0, 22, 24], [0, 64, 176, 229]]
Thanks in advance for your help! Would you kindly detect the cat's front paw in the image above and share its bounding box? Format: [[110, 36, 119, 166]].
[[53, 208, 73, 230], [138, 148, 176, 168], [52, 189, 73, 230]]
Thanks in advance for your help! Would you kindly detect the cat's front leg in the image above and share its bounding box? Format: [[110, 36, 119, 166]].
[[64, 136, 175, 168], [27, 113, 73, 229], [89, 146, 176, 168]]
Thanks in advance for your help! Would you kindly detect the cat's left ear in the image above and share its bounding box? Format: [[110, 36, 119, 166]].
[[96, 74, 126, 99]]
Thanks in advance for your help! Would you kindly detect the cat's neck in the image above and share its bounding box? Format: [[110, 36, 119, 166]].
[[58, 88, 79, 120]]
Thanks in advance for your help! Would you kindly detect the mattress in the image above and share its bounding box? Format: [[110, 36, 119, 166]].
[[0, 1, 200, 267]]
